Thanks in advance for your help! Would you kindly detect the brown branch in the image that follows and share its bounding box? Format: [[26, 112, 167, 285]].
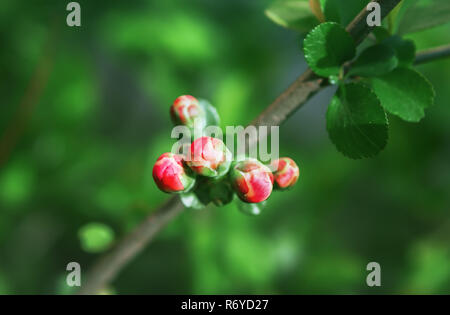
[[346, 0, 401, 46], [78, 196, 183, 294], [78, 0, 402, 295], [414, 44, 450, 65], [251, 69, 322, 128]]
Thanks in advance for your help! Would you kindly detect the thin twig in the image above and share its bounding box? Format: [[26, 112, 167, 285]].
[[78, 0, 402, 295], [78, 196, 184, 294], [414, 44, 450, 65], [346, 0, 401, 46]]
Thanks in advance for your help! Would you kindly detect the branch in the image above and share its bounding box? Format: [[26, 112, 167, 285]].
[[346, 0, 401, 46], [78, 196, 184, 294], [414, 44, 450, 65], [79, 0, 402, 295]]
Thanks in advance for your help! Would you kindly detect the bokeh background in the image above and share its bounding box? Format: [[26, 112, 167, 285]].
[[0, 0, 449, 294]]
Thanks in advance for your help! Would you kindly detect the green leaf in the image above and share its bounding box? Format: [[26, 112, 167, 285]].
[[371, 68, 435, 122], [372, 27, 391, 43], [396, 0, 450, 35], [303, 22, 356, 77], [319, 0, 340, 23], [382, 36, 416, 68], [78, 223, 115, 253], [180, 192, 206, 210], [326, 83, 388, 159], [198, 99, 220, 127], [265, 0, 319, 33], [320, 0, 368, 25], [349, 44, 398, 77]]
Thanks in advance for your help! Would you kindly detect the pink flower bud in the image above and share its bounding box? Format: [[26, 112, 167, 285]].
[[186, 137, 232, 177], [170, 95, 206, 128], [270, 157, 299, 189], [152, 153, 195, 193], [230, 159, 273, 203]]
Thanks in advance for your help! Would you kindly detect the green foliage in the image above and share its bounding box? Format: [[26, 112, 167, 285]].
[[264, 0, 368, 32], [266, 0, 450, 37], [265, 0, 319, 32], [319, 0, 368, 26], [326, 83, 388, 159], [382, 36, 416, 68], [396, 0, 450, 35], [303, 22, 355, 77], [198, 99, 221, 127], [372, 27, 391, 43], [78, 223, 115, 253], [348, 44, 398, 77], [265, 0, 440, 158], [371, 68, 435, 122], [297, 16, 434, 158]]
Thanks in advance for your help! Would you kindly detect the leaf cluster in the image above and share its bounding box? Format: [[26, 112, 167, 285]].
[[264, 0, 447, 158]]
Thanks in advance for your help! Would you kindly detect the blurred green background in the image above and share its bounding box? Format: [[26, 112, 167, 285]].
[[0, 0, 449, 294]]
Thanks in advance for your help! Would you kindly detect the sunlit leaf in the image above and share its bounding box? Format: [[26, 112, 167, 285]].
[[303, 22, 356, 77], [265, 0, 319, 32], [371, 68, 435, 122], [396, 0, 450, 35]]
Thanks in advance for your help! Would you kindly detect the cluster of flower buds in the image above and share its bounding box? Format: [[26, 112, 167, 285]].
[[152, 95, 300, 212]]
